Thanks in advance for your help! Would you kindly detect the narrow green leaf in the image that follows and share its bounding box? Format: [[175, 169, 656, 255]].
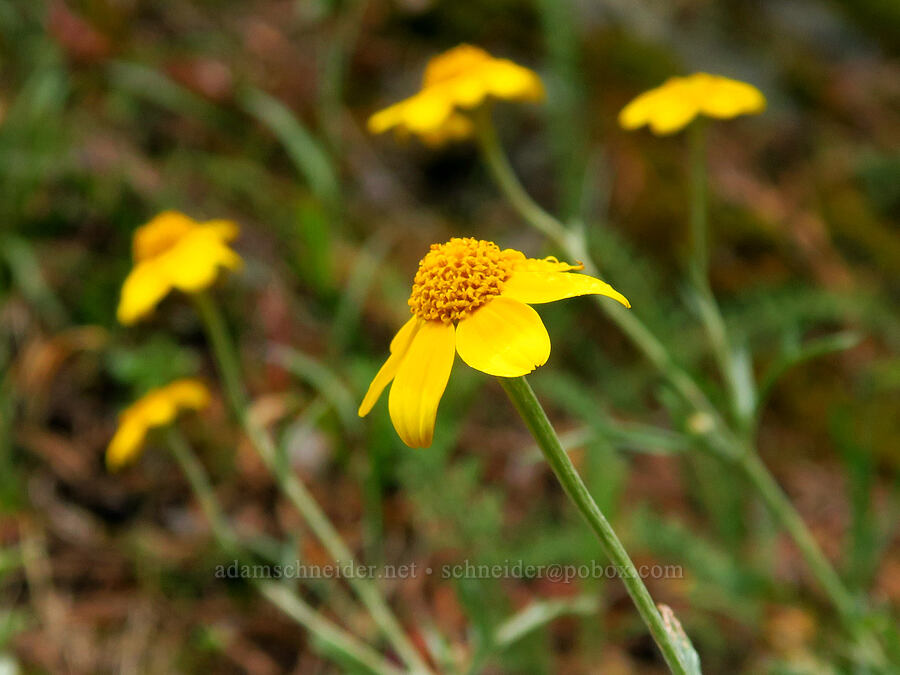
[[239, 87, 339, 204], [756, 331, 863, 414]]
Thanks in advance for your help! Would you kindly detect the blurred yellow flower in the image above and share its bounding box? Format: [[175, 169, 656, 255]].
[[107, 379, 210, 470], [619, 73, 766, 135], [368, 44, 544, 146], [117, 211, 242, 325], [359, 238, 629, 448]]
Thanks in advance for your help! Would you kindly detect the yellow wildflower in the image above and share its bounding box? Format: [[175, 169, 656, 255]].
[[368, 44, 544, 146], [107, 379, 210, 470], [359, 238, 630, 448], [619, 73, 766, 135], [117, 211, 242, 325]]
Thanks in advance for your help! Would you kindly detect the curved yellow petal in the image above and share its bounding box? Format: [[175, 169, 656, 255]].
[[139, 394, 179, 427], [201, 219, 240, 242], [117, 260, 173, 325], [482, 60, 545, 101], [455, 297, 550, 377], [388, 320, 455, 448], [401, 93, 456, 134], [446, 74, 490, 108], [501, 258, 630, 308], [106, 417, 148, 471], [418, 113, 474, 147], [646, 92, 698, 135], [358, 317, 420, 417], [133, 211, 195, 262], [165, 379, 211, 411], [423, 44, 493, 86], [165, 230, 243, 293], [699, 77, 766, 118], [368, 102, 406, 135], [618, 88, 666, 130]]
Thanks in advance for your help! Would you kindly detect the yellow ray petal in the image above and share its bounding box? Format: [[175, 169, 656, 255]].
[[699, 77, 766, 118], [166, 379, 211, 410], [358, 317, 420, 417], [618, 88, 666, 130], [201, 219, 241, 242], [388, 320, 456, 448], [165, 230, 242, 292], [482, 60, 545, 101], [423, 44, 493, 86], [106, 417, 148, 471], [117, 260, 173, 325], [501, 258, 631, 308], [402, 92, 456, 134], [455, 297, 550, 377], [367, 103, 405, 134], [133, 211, 195, 261], [647, 92, 698, 135]]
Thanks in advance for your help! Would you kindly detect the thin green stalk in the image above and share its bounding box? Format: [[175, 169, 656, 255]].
[[257, 581, 403, 675], [686, 123, 748, 428], [499, 376, 690, 675], [166, 429, 236, 552], [474, 110, 570, 245], [475, 115, 886, 664], [474, 113, 731, 438], [165, 430, 401, 675], [735, 449, 885, 665], [192, 292, 432, 675], [687, 122, 708, 284]]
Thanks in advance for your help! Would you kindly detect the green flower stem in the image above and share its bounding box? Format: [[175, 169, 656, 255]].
[[257, 582, 403, 675], [499, 376, 690, 675], [166, 429, 236, 551], [735, 450, 854, 615], [165, 430, 402, 675], [475, 116, 884, 661], [687, 122, 708, 284], [687, 122, 746, 427], [683, 123, 878, 659], [474, 111, 570, 246], [734, 448, 885, 664], [192, 292, 433, 675], [474, 114, 730, 437]]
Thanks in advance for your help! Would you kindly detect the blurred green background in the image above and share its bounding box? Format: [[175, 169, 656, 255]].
[[0, 0, 898, 672]]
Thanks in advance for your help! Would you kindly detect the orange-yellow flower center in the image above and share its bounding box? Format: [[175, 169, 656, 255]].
[[409, 238, 518, 323]]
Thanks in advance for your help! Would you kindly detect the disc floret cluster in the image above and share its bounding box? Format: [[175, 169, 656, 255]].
[[408, 237, 519, 323]]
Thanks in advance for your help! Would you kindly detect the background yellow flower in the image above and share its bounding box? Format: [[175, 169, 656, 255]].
[[619, 73, 766, 135], [117, 211, 242, 325], [367, 44, 544, 145], [359, 238, 629, 448], [106, 379, 210, 470]]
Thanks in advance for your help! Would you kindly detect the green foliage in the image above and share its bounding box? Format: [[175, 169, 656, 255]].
[[106, 335, 203, 392]]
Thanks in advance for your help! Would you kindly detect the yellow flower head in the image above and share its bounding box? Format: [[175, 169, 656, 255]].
[[368, 44, 545, 146], [618, 73, 766, 135], [359, 238, 630, 448], [106, 379, 210, 471], [117, 211, 242, 325]]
